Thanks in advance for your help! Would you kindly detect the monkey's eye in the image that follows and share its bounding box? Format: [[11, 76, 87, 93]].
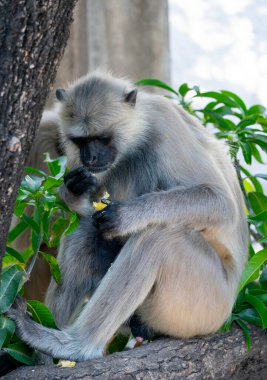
[[100, 137, 111, 145], [68, 136, 87, 146]]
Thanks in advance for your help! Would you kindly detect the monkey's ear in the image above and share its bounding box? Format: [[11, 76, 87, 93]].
[[56, 88, 67, 102], [124, 89, 137, 106]]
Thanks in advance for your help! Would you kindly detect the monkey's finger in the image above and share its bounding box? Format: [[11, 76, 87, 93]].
[[64, 167, 96, 184], [66, 177, 97, 195], [64, 167, 86, 183], [92, 210, 107, 222]]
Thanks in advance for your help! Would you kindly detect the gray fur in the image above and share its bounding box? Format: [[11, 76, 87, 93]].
[[8, 72, 248, 361]]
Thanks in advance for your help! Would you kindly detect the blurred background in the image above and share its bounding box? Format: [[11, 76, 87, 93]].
[[50, 0, 267, 106], [48, 0, 266, 177]]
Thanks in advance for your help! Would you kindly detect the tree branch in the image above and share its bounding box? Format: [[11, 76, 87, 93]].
[[2, 326, 267, 379]]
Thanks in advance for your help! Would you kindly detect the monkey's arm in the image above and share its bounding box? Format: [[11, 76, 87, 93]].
[[94, 184, 238, 238], [46, 168, 107, 326]]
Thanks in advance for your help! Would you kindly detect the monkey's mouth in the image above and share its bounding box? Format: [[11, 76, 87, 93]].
[[86, 164, 111, 173]]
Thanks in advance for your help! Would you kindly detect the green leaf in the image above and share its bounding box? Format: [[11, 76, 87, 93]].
[[259, 266, 267, 289], [220, 90, 247, 112], [13, 201, 28, 218], [248, 211, 267, 223], [246, 104, 266, 116], [0, 315, 15, 337], [178, 83, 191, 97], [196, 91, 237, 107], [43, 176, 63, 191], [247, 134, 267, 153], [3, 342, 35, 365], [22, 215, 40, 235], [44, 153, 67, 178], [259, 235, 267, 243], [24, 166, 47, 178], [0, 316, 15, 334], [27, 300, 57, 328], [199, 110, 235, 130], [16, 187, 32, 201], [0, 267, 24, 313], [21, 246, 34, 262], [248, 243, 255, 258], [65, 213, 79, 236], [48, 217, 69, 247], [236, 116, 258, 130], [40, 252, 62, 284], [243, 179, 255, 194], [248, 192, 267, 215], [0, 316, 15, 347], [235, 319, 251, 351], [239, 141, 252, 164], [0, 329, 7, 349], [5, 247, 25, 264], [2, 254, 25, 270], [244, 294, 267, 328], [250, 144, 264, 164], [240, 166, 263, 194], [238, 248, 267, 292], [107, 334, 129, 354], [255, 174, 267, 180], [238, 308, 262, 328], [7, 221, 28, 244], [135, 79, 179, 96], [31, 231, 42, 253], [22, 175, 43, 194]]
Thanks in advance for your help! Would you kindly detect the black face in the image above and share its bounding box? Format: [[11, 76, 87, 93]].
[[69, 135, 117, 173]]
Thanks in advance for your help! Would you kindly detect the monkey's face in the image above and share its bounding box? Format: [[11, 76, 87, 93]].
[[67, 135, 117, 173], [56, 73, 140, 173]]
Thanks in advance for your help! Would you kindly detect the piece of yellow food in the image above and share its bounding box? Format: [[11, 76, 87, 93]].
[[93, 201, 107, 211], [93, 191, 110, 211], [57, 360, 76, 368]]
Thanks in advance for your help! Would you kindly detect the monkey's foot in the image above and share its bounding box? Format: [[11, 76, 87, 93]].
[[7, 299, 105, 361]]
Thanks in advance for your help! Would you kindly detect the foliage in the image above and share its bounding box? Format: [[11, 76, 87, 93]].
[[0, 155, 78, 365], [136, 79, 267, 349]]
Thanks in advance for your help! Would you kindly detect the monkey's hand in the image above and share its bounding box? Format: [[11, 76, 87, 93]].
[[5, 297, 30, 341], [92, 202, 123, 239], [64, 167, 98, 196], [59, 167, 100, 216]]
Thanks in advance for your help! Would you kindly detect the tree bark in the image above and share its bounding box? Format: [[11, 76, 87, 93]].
[[0, 0, 77, 261], [2, 327, 267, 379]]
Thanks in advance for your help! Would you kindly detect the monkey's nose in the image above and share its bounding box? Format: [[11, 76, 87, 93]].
[[88, 155, 97, 165]]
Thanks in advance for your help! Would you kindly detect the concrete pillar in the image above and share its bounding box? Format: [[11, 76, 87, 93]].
[[47, 0, 89, 105], [87, 0, 170, 83], [49, 0, 170, 101]]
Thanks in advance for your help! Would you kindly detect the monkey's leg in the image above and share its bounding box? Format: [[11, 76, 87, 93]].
[[44, 218, 99, 327], [8, 228, 163, 360]]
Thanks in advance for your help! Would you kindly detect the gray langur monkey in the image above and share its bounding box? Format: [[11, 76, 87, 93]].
[[8, 72, 249, 361]]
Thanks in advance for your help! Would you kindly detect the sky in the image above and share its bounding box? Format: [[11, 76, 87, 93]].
[[169, 0, 267, 179], [169, 0, 267, 106]]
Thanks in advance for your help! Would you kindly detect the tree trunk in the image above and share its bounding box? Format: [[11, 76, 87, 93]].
[[2, 327, 267, 379], [0, 0, 77, 261]]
